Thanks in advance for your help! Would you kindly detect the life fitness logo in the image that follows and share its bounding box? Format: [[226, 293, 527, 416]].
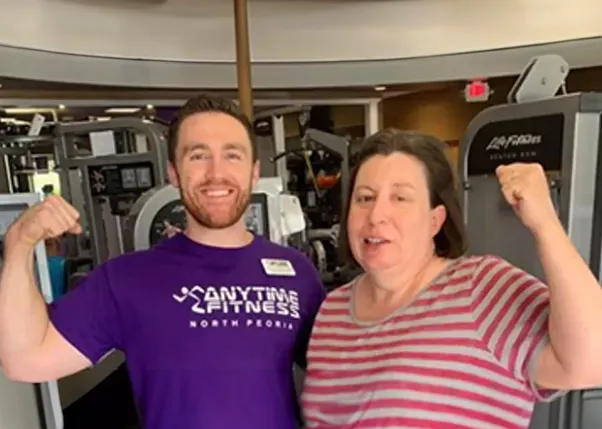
[[485, 134, 543, 151]]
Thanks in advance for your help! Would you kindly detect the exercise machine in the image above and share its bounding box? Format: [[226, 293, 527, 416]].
[[272, 128, 350, 228], [271, 128, 351, 286], [0, 111, 60, 195], [0, 135, 56, 194], [54, 118, 168, 266], [254, 101, 382, 288], [122, 177, 306, 252], [0, 193, 62, 429], [460, 55, 602, 429]]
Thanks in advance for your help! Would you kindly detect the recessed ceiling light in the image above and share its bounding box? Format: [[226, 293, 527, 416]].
[[374, 85, 387, 92], [105, 107, 141, 114], [5, 108, 39, 114], [58, 104, 66, 109]]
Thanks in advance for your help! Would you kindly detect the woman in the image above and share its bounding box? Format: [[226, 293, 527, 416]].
[[301, 129, 602, 429]]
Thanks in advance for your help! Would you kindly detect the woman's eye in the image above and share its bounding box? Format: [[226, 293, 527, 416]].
[[356, 195, 374, 203]]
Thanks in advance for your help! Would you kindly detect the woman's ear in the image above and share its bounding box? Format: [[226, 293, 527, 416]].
[[431, 204, 447, 238]]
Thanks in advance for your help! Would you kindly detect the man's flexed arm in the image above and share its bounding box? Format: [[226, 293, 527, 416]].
[[0, 195, 91, 382]]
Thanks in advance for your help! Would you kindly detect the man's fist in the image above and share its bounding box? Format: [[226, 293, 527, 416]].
[[7, 195, 82, 248]]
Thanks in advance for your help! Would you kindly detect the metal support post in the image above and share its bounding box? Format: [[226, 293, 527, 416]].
[[272, 115, 287, 186], [365, 100, 381, 136], [234, 0, 253, 120]]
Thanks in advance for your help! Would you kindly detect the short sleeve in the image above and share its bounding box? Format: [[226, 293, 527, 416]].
[[470, 255, 563, 401], [293, 258, 327, 369], [48, 264, 123, 365]]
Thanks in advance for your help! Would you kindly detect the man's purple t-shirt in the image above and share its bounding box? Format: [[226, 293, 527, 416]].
[[49, 234, 326, 429]]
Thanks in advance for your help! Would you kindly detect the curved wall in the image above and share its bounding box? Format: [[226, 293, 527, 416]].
[[1, 0, 601, 62], [0, 0, 601, 88]]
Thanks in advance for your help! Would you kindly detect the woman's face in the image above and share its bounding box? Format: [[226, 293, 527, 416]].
[[347, 153, 446, 273]]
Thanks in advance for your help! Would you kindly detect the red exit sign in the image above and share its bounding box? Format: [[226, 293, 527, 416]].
[[464, 80, 490, 102]]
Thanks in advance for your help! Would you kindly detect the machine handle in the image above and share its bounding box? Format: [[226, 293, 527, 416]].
[[43, 380, 64, 429], [270, 148, 304, 162], [33, 240, 64, 428]]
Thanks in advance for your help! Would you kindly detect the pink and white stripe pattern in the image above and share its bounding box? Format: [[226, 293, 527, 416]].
[[302, 255, 562, 429]]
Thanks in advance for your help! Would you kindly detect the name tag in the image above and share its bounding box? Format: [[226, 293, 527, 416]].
[[261, 258, 296, 276]]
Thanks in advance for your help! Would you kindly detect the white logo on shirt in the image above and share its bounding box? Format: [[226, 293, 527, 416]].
[[173, 284, 301, 330]]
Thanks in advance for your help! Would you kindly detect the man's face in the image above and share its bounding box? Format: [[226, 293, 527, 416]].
[[168, 112, 259, 229]]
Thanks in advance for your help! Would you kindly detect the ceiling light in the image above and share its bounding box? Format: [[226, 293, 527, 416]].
[[104, 107, 141, 114], [0, 118, 29, 125], [146, 104, 154, 110], [374, 85, 387, 92], [58, 104, 66, 109], [5, 108, 42, 114]]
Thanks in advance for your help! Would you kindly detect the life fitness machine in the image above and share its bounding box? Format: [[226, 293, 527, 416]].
[[0, 193, 63, 429], [54, 118, 169, 266], [460, 55, 602, 429]]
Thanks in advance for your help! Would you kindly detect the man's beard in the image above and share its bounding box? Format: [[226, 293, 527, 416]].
[[180, 180, 252, 230]]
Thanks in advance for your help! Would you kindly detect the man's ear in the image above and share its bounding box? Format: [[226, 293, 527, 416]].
[[168, 163, 180, 188], [251, 160, 260, 186]]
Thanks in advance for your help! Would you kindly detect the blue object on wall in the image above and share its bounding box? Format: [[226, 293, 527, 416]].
[[47, 255, 66, 300]]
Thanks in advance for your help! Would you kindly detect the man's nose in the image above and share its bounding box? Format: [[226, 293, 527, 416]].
[[205, 157, 225, 179]]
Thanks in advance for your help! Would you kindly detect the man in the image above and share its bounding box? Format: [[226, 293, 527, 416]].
[[0, 95, 326, 429]]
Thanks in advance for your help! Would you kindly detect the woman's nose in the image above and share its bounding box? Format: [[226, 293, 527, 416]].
[[367, 197, 389, 225]]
